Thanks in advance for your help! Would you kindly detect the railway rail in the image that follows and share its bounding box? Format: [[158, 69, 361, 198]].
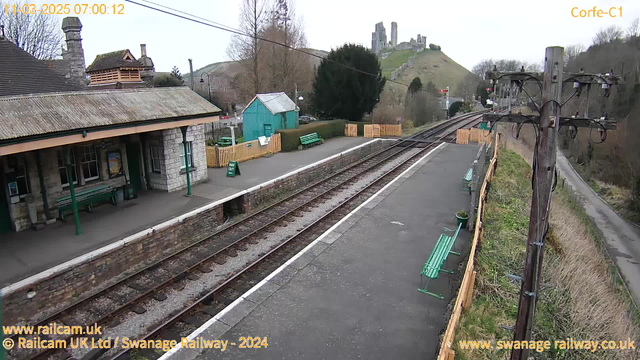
[[6, 112, 483, 360]]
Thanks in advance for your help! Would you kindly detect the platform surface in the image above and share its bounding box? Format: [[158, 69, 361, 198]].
[[0, 137, 372, 287], [176, 143, 480, 360]]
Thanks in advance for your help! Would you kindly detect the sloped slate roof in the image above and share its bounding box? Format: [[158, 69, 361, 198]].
[[0, 87, 221, 141], [86, 49, 144, 72], [254, 92, 297, 114], [0, 39, 83, 96]]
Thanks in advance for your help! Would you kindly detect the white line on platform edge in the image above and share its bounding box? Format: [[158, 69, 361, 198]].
[[157, 142, 447, 360], [1, 138, 387, 297]]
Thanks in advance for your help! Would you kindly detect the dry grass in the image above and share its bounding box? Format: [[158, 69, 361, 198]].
[[547, 190, 639, 359], [454, 144, 639, 360]]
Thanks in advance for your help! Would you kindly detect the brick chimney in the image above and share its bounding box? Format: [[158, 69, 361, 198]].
[[61, 17, 87, 86], [138, 43, 155, 87]]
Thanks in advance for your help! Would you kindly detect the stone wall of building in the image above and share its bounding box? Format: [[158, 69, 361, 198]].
[[162, 124, 208, 192], [4, 138, 132, 231]]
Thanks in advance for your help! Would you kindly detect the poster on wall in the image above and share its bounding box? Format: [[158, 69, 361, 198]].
[[107, 150, 123, 178]]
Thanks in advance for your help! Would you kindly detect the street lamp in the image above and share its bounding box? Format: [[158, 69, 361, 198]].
[[199, 73, 211, 103]]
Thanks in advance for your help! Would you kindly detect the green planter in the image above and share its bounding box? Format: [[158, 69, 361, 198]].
[[456, 213, 469, 228]]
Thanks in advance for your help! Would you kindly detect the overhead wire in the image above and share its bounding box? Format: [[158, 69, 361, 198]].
[[126, 0, 425, 92]]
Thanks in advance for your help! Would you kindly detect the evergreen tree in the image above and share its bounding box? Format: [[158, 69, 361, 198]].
[[424, 81, 439, 96], [311, 44, 386, 121], [170, 66, 184, 83], [154, 66, 184, 87], [408, 77, 423, 94]]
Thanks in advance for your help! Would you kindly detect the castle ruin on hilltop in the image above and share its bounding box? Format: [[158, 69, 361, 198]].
[[371, 21, 426, 56]]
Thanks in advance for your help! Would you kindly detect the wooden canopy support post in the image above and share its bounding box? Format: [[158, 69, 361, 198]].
[[181, 126, 192, 197], [64, 146, 82, 235]]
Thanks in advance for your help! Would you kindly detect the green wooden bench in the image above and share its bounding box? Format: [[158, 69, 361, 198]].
[[299, 133, 323, 148], [462, 167, 473, 192], [418, 223, 462, 299], [218, 137, 233, 147], [55, 185, 116, 220]]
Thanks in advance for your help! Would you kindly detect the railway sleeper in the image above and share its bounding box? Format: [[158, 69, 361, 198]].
[[130, 304, 147, 315], [152, 293, 168, 301]]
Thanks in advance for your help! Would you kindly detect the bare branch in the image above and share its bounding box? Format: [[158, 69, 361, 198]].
[[0, 0, 64, 59]]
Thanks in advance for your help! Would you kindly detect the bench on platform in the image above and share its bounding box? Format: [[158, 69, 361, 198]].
[[299, 133, 323, 148], [462, 167, 473, 192], [418, 223, 462, 299], [55, 185, 116, 220]]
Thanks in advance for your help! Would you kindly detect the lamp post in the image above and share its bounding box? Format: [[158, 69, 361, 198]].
[[199, 73, 211, 103]]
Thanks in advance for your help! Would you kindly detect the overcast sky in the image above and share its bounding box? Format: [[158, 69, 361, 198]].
[[29, 0, 640, 72]]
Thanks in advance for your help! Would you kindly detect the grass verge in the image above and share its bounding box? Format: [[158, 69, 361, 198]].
[[453, 149, 639, 360], [567, 157, 640, 224]]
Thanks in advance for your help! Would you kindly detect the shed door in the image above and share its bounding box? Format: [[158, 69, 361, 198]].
[[264, 124, 273, 137]]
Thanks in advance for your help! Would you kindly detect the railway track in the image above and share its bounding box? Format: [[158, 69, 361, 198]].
[[6, 112, 483, 360]]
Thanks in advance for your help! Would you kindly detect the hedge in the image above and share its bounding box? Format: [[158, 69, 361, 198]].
[[277, 120, 346, 151]]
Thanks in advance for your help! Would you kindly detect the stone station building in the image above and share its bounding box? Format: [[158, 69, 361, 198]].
[[0, 88, 220, 233]]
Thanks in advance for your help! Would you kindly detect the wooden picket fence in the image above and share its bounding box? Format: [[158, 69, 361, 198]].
[[364, 124, 381, 138], [469, 128, 491, 144], [345, 124, 357, 137], [456, 129, 470, 144], [364, 124, 401, 138], [437, 134, 499, 360], [206, 133, 281, 168]]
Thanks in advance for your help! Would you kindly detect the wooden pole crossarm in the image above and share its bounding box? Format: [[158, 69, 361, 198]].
[[482, 113, 617, 130], [563, 73, 623, 86]]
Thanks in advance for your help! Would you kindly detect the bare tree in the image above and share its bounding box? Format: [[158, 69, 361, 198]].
[[260, 0, 311, 96], [593, 25, 624, 45], [472, 59, 494, 79], [564, 44, 585, 65], [456, 72, 479, 101], [526, 61, 543, 73], [0, 0, 64, 59], [227, 0, 267, 98], [627, 18, 640, 39]]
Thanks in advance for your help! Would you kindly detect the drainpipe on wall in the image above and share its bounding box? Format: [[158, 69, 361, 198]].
[[180, 126, 192, 197], [64, 146, 82, 235]]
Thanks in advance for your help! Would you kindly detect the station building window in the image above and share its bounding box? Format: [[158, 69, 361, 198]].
[[79, 145, 100, 181], [150, 145, 163, 173], [179, 142, 193, 169], [57, 150, 78, 187], [6, 155, 30, 197]]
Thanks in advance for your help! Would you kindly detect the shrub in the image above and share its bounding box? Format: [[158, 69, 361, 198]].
[[277, 120, 346, 151]]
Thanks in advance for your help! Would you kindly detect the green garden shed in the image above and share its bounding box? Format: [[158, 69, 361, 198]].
[[242, 92, 298, 141]]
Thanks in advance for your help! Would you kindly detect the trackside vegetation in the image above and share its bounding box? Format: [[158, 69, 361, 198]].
[[453, 150, 639, 360]]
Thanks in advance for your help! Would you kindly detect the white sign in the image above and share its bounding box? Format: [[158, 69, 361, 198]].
[[258, 136, 270, 146]]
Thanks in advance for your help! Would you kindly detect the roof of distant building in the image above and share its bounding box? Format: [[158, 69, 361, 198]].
[[245, 92, 297, 115], [86, 49, 144, 72], [0, 39, 83, 97], [0, 87, 221, 142]]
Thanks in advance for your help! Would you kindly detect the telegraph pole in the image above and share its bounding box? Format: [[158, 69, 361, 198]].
[[510, 46, 563, 360], [483, 47, 619, 360]]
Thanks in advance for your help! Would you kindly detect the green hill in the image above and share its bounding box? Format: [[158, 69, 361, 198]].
[[381, 49, 472, 96]]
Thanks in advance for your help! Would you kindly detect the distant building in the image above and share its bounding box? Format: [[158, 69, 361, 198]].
[[86, 49, 148, 88], [0, 18, 220, 234], [391, 22, 398, 47], [371, 22, 388, 56], [242, 93, 298, 141], [41, 17, 155, 89]]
